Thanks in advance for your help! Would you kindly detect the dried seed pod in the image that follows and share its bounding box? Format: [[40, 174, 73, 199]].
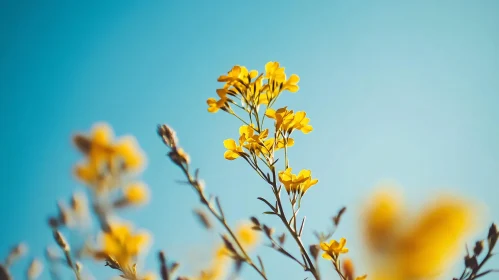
[[27, 259, 43, 280], [309, 244, 320, 260], [72, 134, 91, 154], [0, 265, 11, 280], [194, 209, 212, 229], [53, 231, 69, 251], [221, 235, 237, 255], [278, 233, 286, 245], [488, 223, 498, 250], [262, 225, 274, 237], [473, 240, 484, 256], [464, 255, 478, 270], [105, 256, 121, 270], [250, 217, 260, 227], [333, 206, 347, 226], [157, 124, 178, 148]]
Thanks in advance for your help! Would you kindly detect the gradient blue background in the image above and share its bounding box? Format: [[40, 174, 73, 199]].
[[1, 1, 499, 279]]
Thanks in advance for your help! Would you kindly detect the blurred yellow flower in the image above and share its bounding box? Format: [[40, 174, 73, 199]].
[[124, 182, 150, 205], [197, 222, 260, 280], [73, 123, 145, 187], [236, 223, 260, 249], [362, 188, 479, 280], [342, 258, 367, 280], [320, 238, 349, 260], [99, 222, 150, 266], [113, 136, 145, 170]]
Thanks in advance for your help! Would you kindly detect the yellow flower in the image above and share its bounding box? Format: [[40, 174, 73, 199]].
[[320, 238, 349, 260], [218, 65, 256, 85], [362, 188, 479, 280], [265, 107, 313, 135], [197, 222, 260, 280], [99, 222, 150, 266], [282, 73, 300, 92], [113, 136, 145, 171], [73, 123, 145, 186], [236, 223, 260, 249], [362, 188, 403, 251], [265, 61, 300, 94], [124, 182, 150, 205], [223, 138, 244, 160], [278, 168, 318, 195], [223, 125, 275, 160], [264, 61, 286, 83], [207, 89, 229, 113]]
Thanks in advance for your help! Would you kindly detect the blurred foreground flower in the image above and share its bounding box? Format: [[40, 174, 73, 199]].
[[73, 123, 145, 191], [95, 222, 150, 266], [362, 187, 481, 280]]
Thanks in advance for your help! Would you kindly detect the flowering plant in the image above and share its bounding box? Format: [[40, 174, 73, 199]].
[[1, 62, 497, 280]]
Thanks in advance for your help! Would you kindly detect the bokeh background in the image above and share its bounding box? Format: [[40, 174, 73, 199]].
[[2, 0, 499, 279]]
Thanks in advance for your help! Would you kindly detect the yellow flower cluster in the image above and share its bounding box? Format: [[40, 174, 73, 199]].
[[362, 187, 478, 280], [69, 123, 153, 279], [209, 62, 317, 199], [207, 62, 300, 113], [73, 123, 145, 192]]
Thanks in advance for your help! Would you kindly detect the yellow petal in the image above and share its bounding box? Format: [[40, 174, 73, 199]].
[[223, 139, 237, 150], [301, 125, 313, 134], [265, 108, 276, 119], [114, 136, 145, 171], [224, 150, 239, 160], [92, 123, 113, 146], [124, 182, 150, 204], [321, 252, 333, 260]]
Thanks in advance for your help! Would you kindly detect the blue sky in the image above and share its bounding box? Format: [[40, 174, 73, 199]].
[[1, 1, 499, 279]]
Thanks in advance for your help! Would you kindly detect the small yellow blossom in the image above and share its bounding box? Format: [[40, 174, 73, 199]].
[[218, 65, 256, 87], [236, 223, 260, 249], [223, 139, 244, 160], [207, 89, 229, 113], [113, 136, 145, 170], [260, 61, 300, 103], [98, 222, 150, 266], [265, 107, 313, 135], [264, 61, 286, 83], [278, 168, 318, 195], [124, 182, 150, 205], [320, 238, 349, 260], [223, 125, 276, 160]]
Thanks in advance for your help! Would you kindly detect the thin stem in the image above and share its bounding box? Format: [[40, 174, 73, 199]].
[[271, 169, 320, 279], [179, 165, 268, 280]]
